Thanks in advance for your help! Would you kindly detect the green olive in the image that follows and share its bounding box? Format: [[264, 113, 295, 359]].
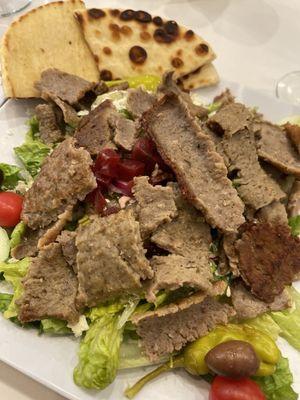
[[204, 340, 260, 378]]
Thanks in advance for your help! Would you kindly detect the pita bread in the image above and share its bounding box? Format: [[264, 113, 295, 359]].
[[0, 0, 99, 98], [74, 8, 216, 81], [178, 63, 219, 90]]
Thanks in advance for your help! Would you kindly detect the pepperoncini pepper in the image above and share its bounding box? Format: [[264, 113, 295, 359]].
[[106, 75, 161, 92], [125, 323, 280, 399], [184, 324, 280, 377]]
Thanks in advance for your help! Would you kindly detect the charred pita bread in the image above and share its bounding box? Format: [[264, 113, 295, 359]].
[[178, 63, 219, 90], [0, 0, 99, 98], [74, 8, 216, 81]]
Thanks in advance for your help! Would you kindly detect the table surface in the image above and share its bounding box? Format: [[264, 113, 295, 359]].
[[0, 0, 300, 399]]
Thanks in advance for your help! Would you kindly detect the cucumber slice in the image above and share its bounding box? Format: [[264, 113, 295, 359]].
[[0, 227, 10, 262]]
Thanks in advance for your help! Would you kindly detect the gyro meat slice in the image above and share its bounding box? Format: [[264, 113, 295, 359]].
[[284, 122, 300, 154], [132, 176, 177, 238], [235, 222, 300, 303], [17, 242, 79, 324], [207, 102, 252, 137], [221, 129, 285, 210], [254, 121, 300, 177], [35, 103, 64, 145], [76, 209, 153, 308], [142, 93, 245, 233], [35, 68, 96, 105], [132, 289, 235, 361], [126, 87, 156, 119], [231, 281, 292, 320], [21, 137, 96, 229]]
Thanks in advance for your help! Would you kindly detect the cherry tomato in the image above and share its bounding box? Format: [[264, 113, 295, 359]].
[[209, 376, 266, 400], [0, 192, 23, 227]]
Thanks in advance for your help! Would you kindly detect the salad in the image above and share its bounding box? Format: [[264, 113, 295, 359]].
[[0, 69, 300, 400]]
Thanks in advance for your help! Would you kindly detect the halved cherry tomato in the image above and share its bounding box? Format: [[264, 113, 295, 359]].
[[0, 192, 23, 227], [209, 376, 266, 400]]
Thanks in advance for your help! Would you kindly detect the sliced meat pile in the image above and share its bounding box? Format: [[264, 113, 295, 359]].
[[254, 121, 300, 177], [235, 222, 300, 302], [132, 176, 177, 238], [35, 68, 96, 106], [126, 87, 156, 118], [74, 99, 137, 154], [221, 129, 285, 210], [143, 93, 245, 233], [17, 242, 79, 324], [231, 281, 291, 320], [21, 137, 96, 229], [35, 104, 64, 145], [76, 209, 153, 307], [207, 102, 252, 137], [132, 288, 235, 361]]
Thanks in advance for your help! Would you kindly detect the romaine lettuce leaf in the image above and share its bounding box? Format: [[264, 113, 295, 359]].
[[0, 163, 22, 190], [14, 141, 50, 177], [86, 300, 125, 322], [26, 115, 40, 141], [10, 221, 26, 250], [0, 258, 29, 318], [73, 312, 122, 389], [0, 293, 13, 313], [271, 287, 300, 350], [14, 115, 50, 177], [288, 216, 300, 237], [40, 318, 71, 335], [254, 357, 297, 400], [244, 313, 281, 340], [74, 300, 138, 389]]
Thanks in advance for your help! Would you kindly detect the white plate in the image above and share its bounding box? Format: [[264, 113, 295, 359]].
[[1, 82, 300, 400]]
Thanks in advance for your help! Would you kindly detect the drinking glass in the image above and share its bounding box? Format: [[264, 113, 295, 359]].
[[0, 0, 31, 17], [276, 71, 300, 106]]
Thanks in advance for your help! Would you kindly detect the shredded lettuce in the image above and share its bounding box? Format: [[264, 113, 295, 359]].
[[40, 318, 71, 335], [74, 300, 138, 390], [271, 287, 300, 350], [254, 357, 297, 400], [289, 216, 300, 237], [0, 258, 29, 319], [10, 221, 26, 250], [0, 163, 23, 190]]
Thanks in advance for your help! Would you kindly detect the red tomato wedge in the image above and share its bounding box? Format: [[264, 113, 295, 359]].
[[209, 376, 266, 400], [0, 192, 23, 227]]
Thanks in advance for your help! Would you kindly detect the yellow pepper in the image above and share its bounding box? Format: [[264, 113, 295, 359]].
[[183, 323, 280, 377], [106, 75, 161, 92]]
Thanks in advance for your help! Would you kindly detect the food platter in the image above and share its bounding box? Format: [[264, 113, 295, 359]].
[[0, 80, 300, 400]]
